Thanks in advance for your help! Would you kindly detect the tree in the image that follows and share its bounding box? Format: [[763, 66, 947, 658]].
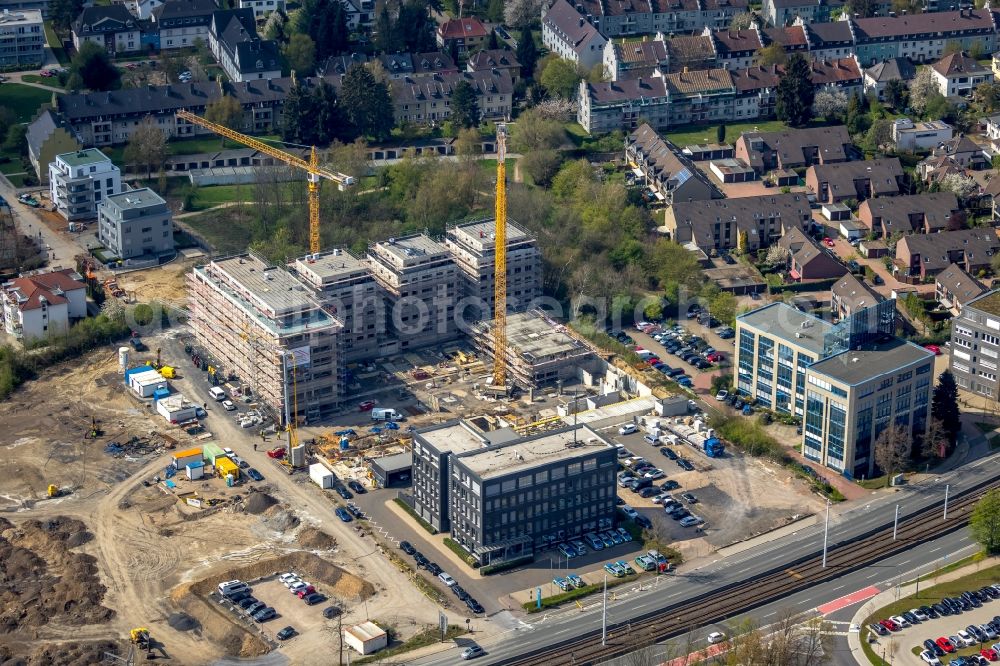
[[873, 424, 911, 485], [540, 56, 581, 100], [0, 107, 16, 140], [716, 124, 726, 144], [970, 489, 1000, 555], [397, 0, 436, 52], [339, 63, 394, 140], [812, 88, 849, 122], [123, 119, 166, 178], [49, 0, 84, 32], [263, 10, 287, 41], [846, 0, 877, 16], [281, 80, 315, 144], [487, 0, 504, 22], [764, 244, 790, 266], [516, 27, 538, 80], [504, 0, 546, 28], [519, 149, 562, 186], [68, 42, 120, 92], [845, 93, 867, 135], [921, 418, 948, 459], [283, 33, 316, 75], [3, 125, 27, 156], [729, 11, 753, 30], [939, 172, 978, 199], [946, 210, 967, 231], [909, 66, 939, 115], [974, 80, 1000, 114], [711, 373, 733, 395], [776, 54, 814, 127], [313, 80, 347, 145], [204, 94, 244, 138], [864, 118, 893, 152], [455, 127, 483, 158], [884, 79, 909, 110], [510, 107, 565, 151], [943, 40, 963, 56], [450, 80, 480, 129], [932, 370, 961, 445], [756, 42, 787, 67], [374, 5, 396, 53]]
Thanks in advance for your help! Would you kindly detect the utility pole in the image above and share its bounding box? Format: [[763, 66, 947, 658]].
[[338, 611, 343, 666], [943, 484, 950, 520], [892, 504, 899, 540], [822, 499, 831, 568], [602, 573, 608, 646]]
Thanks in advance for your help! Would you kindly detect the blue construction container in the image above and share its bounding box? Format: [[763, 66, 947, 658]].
[[123, 366, 146, 386], [152, 387, 170, 402]]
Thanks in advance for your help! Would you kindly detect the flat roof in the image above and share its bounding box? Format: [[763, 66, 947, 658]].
[[0, 9, 42, 23], [457, 426, 612, 479], [737, 302, 833, 355], [416, 420, 490, 455], [449, 218, 531, 253], [291, 249, 370, 287], [158, 393, 193, 409], [106, 188, 165, 209], [57, 148, 111, 167], [370, 451, 412, 473], [212, 254, 317, 316], [503, 311, 587, 362], [808, 337, 933, 386], [372, 233, 449, 263], [966, 290, 1000, 317], [346, 621, 386, 641]]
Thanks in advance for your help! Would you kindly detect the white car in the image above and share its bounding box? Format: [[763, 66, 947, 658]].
[[680, 515, 703, 527], [621, 505, 639, 519], [889, 615, 909, 628], [222, 399, 236, 411], [707, 631, 726, 644], [279, 572, 299, 585], [919, 650, 941, 665], [644, 469, 665, 480], [289, 581, 308, 595], [956, 630, 976, 647], [911, 608, 929, 622], [223, 447, 234, 455], [619, 423, 638, 436], [715, 390, 728, 401], [438, 572, 457, 587]]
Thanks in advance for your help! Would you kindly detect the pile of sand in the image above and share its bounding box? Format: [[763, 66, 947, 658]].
[[167, 612, 199, 632], [260, 507, 299, 533], [244, 492, 277, 515], [297, 527, 337, 551], [0, 516, 114, 634]]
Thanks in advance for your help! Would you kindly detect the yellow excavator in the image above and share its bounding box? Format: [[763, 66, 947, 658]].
[[130, 627, 150, 650]]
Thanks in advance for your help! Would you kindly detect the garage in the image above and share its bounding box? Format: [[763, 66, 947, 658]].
[[369, 452, 412, 488]]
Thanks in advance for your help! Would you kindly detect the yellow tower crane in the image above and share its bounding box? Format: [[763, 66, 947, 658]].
[[489, 124, 509, 395], [174, 109, 354, 254]]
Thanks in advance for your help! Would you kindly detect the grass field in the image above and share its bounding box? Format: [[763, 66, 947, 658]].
[[665, 120, 791, 148], [43, 24, 69, 67], [0, 157, 25, 175], [20, 74, 64, 88], [5, 173, 31, 187], [177, 207, 248, 255], [0, 83, 53, 123]]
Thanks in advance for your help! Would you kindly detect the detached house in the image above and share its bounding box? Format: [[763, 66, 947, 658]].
[[805, 158, 904, 204], [436, 17, 489, 58], [209, 9, 281, 81], [1, 268, 87, 341], [930, 52, 993, 98], [72, 5, 140, 54]]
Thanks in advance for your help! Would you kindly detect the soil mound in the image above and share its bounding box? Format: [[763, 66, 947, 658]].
[[244, 492, 277, 515], [167, 612, 199, 631], [261, 507, 299, 532], [0, 516, 114, 635], [297, 527, 337, 550]]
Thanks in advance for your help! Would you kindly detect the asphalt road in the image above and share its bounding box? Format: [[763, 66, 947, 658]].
[[411, 455, 1000, 665]]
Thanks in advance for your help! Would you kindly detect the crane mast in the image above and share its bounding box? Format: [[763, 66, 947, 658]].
[[174, 109, 354, 255], [491, 124, 508, 392]]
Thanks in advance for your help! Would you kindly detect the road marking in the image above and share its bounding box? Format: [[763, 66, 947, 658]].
[[898, 559, 911, 566], [817, 585, 881, 615], [787, 569, 803, 580], [929, 546, 942, 554], [763, 611, 776, 618], [832, 584, 845, 592]]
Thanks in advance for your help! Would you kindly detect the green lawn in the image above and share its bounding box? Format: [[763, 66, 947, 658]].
[[43, 23, 69, 67], [193, 184, 254, 207], [177, 207, 251, 255], [665, 120, 792, 148], [20, 74, 63, 88], [0, 157, 25, 175], [6, 173, 32, 187], [0, 83, 54, 123]]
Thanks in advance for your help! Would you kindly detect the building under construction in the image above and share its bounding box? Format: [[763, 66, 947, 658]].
[[289, 249, 384, 363], [471, 310, 596, 389], [187, 253, 345, 424], [444, 218, 541, 317], [368, 233, 459, 352]]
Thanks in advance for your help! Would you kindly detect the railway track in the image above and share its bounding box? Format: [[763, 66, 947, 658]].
[[505, 476, 1000, 666]]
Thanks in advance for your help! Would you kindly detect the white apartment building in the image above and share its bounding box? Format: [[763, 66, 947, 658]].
[[49, 148, 121, 221]]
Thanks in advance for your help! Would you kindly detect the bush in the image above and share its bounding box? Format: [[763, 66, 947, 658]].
[[480, 554, 534, 575], [392, 498, 438, 535], [710, 414, 786, 460], [443, 537, 478, 568]]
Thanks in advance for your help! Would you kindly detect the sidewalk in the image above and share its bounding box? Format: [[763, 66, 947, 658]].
[[846, 556, 998, 666]]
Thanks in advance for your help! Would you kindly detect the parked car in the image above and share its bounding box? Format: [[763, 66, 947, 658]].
[[276, 626, 296, 640], [246, 468, 264, 481], [619, 423, 638, 435], [335, 507, 352, 522], [303, 593, 325, 605], [438, 573, 457, 587], [348, 480, 367, 494]]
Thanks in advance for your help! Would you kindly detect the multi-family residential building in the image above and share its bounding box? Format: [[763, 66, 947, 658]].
[[542, 0, 607, 71], [26, 109, 81, 184], [0, 0, 52, 18], [151, 0, 217, 50], [238, 0, 283, 19], [72, 5, 141, 54], [129, 0, 164, 20], [805, 158, 904, 204], [187, 253, 345, 424], [925, 135, 987, 170], [410, 419, 617, 566], [664, 193, 812, 254], [1, 268, 87, 341], [763, 0, 844, 27], [323, 51, 458, 79], [578, 76, 669, 134], [852, 10, 998, 65], [97, 188, 173, 260], [830, 273, 884, 322], [788, 237, 847, 281], [603, 37, 671, 80], [863, 57, 916, 101], [935, 263, 987, 316], [568, 0, 747, 36], [467, 49, 521, 86], [892, 118, 953, 152], [391, 70, 514, 125], [857, 192, 958, 237], [436, 16, 489, 58], [734, 125, 855, 175], [48, 148, 122, 221], [367, 234, 459, 352], [444, 218, 541, 321], [288, 250, 383, 363], [626, 123, 722, 204], [209, 9, 281, 82], [0, 8, 43, 67], [736, 300, 925, 479], [950, 290, 1000, 398], [930, 51, 993, 98], [895, 229, 1000, 282]]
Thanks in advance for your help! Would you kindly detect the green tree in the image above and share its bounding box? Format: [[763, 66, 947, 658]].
[[516, 27, 538, 80], [931, 370, 961, 446], [397, 0, 436, 52], [450, 80, 480, 129], [776, 54, 814, 127], [643, 300, 664, 321], [847, 0, 877, 16], [281, 80, 315, 144], [510, 107, 565, 151], [283, 33, 316, 75], [455, 127, 483, 158], [49, 0, 84, 32], [204, 94, 244, 145], [540, 56, 581, 100], [884, 79, 909, 109], [519, 150, 562, 186], [3, 125, 27, 156], [340, 63, 394, 140], [873, 423, 911, 485], [971, 489, 1000, 554], [123, 119, 166, 178], [716, 124, 726, 144], [68, 42, 120, 91], [374, 5, 396, 53], [314, 79, 347, 145], [846, 93, 867, 135], [487, 0, 505, 22], [756, 42, 787, 67]]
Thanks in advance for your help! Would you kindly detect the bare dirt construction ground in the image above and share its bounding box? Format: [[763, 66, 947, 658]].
[[115, 258, 197, 307]]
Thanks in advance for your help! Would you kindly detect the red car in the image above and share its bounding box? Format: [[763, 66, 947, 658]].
[[358, 400, 376, 411], [706, 352, 724, 363], [983, 648, 999, 661], [823, 237, 835, 248], [266, 447, 286, 459], [924, 344, 941, 355], [296, 585, 316, 598], [937, 637, 956, 653], [880, 619, 899, 632]]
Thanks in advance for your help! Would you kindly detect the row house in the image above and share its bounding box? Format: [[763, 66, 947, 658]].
[[857, 192, 960, 237], [895, 228, 1000, 282], [322, 51, 458, 79], [734, 125, 855, 175], [625, 123, 722, 204], [935, 263, 987, 316], [664, 193, 812, 253], [805, 158, 904, 204]]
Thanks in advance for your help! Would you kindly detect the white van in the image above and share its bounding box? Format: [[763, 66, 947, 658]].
[[371, 407, 400, 421], [209, 387, 226, 401]]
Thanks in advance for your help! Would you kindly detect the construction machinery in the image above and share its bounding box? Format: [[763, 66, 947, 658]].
[[47, 484, 59, 498], [485, 123, 510, 397], [174, 109, 354, 254], [129, 627, 150, 650]]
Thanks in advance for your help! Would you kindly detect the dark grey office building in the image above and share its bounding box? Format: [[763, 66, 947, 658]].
[[950, 290, 1000, 399], [410, 420, 617, 566]]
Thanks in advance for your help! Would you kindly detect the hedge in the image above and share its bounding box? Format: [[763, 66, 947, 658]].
[[523, 574, 638, 612], [392, 498, 438, 535], [443, 537, 478, 568], [480, 554, 534, 575], [767, 277, 839, 294]]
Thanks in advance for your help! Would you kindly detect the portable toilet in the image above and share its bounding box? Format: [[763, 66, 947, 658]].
[[226, 474, 234, 487], [186, 461, 205, 480], [340, 436, 350, 450]]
